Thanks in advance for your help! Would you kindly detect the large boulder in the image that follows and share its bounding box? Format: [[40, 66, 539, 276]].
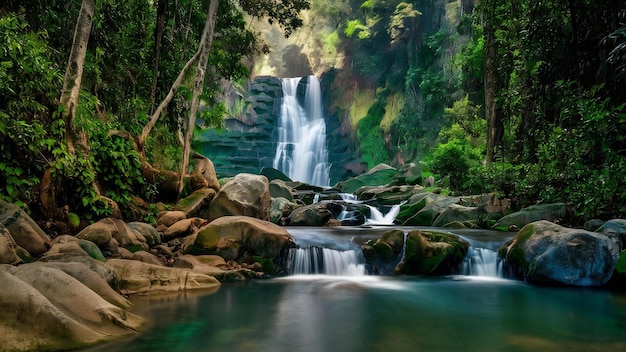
[[106, 259, 221, 295], [0, 264, 144, 351], [0, 199, 51, 256], [499, 220, 622, 286], [76, 218, 147, 253], [186, 216, 295, 273], [492, 203, 569, 231], [395, 230, 469, 275], [206, 173, 271, 221]]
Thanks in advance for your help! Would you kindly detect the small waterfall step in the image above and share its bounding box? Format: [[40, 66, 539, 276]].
[[460, 247, 503, 277], [289, 247, 366, 276]]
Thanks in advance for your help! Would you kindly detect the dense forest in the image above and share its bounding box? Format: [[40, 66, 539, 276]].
[[1, 0, 626, 230]]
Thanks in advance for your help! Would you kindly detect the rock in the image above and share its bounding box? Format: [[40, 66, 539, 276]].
[[398, 193, 459, 226], [389, 162, 423, 186], [584, 218, 606, 232], [127, 222, 162, 247], [260, 167, 292, 182], [0, 224, 22, 264], [157, 211, 187, 228], [432, 203, 481, 227], [270, 197, 299, 224], [39, 253, 121, 290], [172, 254, 258, 281], [106, 258, 221, 295], [269, 179, 295, 201], [0, 199, 51, 256], [130, 250, 163, 266], [395, 230, 469, 276], [163, 218, 209, 240], [362, 229, 406, 274], [337, 164, 397, 194], [355, 185, 416, 205], [76, 218, 116, 247], [492, 203, 569, 231], [286, 201, 337, 226], [173, 188, 217, 218], [45, 236, 106, 261], [500, 220, 622, 286], [186, 216, 295, 273], [191, 156, 221, 192], [596, 219, 626, 245], [206, 173, 271, 221], [0, 264, 143, 351], [22, 261, 132, 309]]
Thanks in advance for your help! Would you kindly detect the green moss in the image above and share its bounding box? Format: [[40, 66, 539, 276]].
[[252, 255, 276, 275], [78, 240, 106, 261]]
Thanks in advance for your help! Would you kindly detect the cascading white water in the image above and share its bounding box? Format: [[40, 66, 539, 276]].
[[460, 247, 503, 277], [289, 247, 367, 276], [364, 202, 405, 225], [273, 76, 330, 187]]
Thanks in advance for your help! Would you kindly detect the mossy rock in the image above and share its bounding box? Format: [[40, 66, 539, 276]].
[[397, 230, 469, 276], [337, 164, 397, 193], [500, 221, 621, 286], [491, 203, 569, 231]]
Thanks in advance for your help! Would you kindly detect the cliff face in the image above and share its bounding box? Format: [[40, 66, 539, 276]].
[[196, 1, 474, 180], [195, 75, 362, 185]]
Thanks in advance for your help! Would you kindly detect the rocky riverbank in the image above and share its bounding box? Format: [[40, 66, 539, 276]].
[[1, 164, 625, 351]]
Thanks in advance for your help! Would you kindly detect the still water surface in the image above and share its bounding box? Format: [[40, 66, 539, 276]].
[[84, 275, 626, 352]]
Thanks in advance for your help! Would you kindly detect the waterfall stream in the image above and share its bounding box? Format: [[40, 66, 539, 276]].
[[273, 76, 330, 186], [286, 227, 507, 278]]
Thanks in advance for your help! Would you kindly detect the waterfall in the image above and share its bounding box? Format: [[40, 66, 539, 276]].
[[460, 247, 503, 277], [365, 202, 405, 225], [289, 247, 367, 276], [273, 76, 331, 187]]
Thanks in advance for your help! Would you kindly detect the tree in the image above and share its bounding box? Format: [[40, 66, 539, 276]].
[[59, 0, 95, 156]]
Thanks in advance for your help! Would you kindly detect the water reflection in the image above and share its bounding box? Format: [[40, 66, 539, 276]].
[[83, 277, 626, 352]]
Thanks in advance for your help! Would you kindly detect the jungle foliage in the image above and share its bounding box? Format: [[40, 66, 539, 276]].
[[0, 0, 309, 228], [310, 0, 626, 222]]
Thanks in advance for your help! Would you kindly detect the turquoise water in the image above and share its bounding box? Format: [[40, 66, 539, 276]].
[[85, 275, 626, 352]]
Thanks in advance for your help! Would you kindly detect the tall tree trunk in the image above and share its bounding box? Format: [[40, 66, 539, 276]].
[[178, 0, 219, 195], [483, 0, 503, 164], [59, 0, 95, 155], [150, 0, 168, 115]]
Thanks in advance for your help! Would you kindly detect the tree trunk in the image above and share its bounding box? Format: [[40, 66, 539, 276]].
[[178, 0, 219, 195], [150, 0, 168, 115], [483, 1, 502, 164], [59, 0, 95, 155]]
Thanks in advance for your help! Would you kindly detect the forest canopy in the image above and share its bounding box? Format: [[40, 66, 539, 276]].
[[1, 0, 626, 229]]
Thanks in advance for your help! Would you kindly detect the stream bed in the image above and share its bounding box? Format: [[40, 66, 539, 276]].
[[83, 227, 626, 352]]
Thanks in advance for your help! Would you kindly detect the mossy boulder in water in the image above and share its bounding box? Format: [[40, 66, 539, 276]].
[[395, 230, 469, 275], [187, 216, 295, 274], [499, 220, 622, 286], [399, 194, 459, 226], [362, 229, 406, 274]]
